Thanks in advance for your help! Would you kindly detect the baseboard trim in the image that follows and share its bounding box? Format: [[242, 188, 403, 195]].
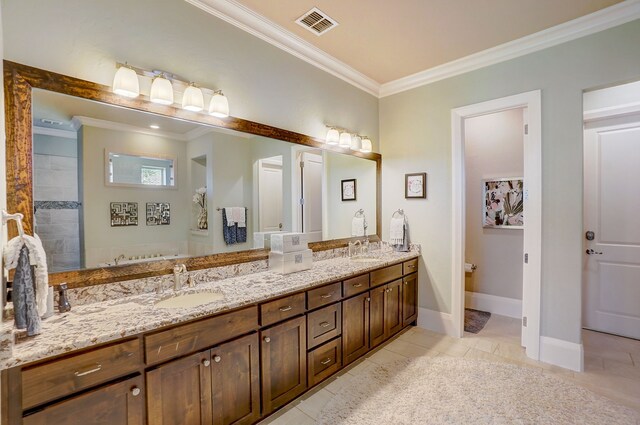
[[417, 307, 457, 337], [465, 291, 522, 319], [539, 336, 584, 372]]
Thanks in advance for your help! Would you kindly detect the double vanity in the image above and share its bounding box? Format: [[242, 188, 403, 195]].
[[1, 251, 419, 425]]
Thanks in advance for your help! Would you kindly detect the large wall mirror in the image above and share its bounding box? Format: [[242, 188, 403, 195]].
[[5, 61, 381, 287]]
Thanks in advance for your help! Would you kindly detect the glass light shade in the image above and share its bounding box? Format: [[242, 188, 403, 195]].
[[339, 131, 352, 148], [182, 84, 204, 112], [112, 66, 140, 98], [351, 135, 362, 151], [360, 137, 372, 153], [209, 91, 229, 118], [150, 75, 174, 105], [325, 128, 340, 145]]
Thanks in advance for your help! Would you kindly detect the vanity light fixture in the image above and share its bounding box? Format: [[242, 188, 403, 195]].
[[112, 64, 140, 98], [360, 136, 372, 153], [182, 83, 204, 112], [209, 90, 229, 118], [351, 134, 362, 151], [339, 131, 352, 148], [149, 74, 174, 105], [325, 127, 340, 145]]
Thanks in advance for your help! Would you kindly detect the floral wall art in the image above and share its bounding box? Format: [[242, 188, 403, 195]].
[[483, 178, 524, 229]]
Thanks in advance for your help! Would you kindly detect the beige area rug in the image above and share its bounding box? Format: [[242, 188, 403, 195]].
[[317, 357, 640, 425]]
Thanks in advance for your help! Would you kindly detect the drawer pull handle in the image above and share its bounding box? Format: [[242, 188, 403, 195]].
[[131, 386, 141, 397], [213, 355, 221, 363], [352, 283, 363, 288], [264, 336, 271, 343], [203, 359, 211, 367], [321, 358, 333, 365], [279, 306, 293, 312], [74, 364, 102, 377], [321, 293, 334, 299], [319, 321, 331, 328], [407, 264, 416, 268]]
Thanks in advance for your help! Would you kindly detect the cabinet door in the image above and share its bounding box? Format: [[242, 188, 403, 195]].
[[147, 351, 213, 425], [369, 285, 387, 348], [402, 274, 418, 327], [211, 334, 261, 425], [261, 316, 307, 414], [23, 375, 144, 425], [342, 292, 370, 365], [385, 279, 403, 337]]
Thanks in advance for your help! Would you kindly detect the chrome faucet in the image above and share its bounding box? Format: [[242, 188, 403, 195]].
[[349, 240, 362, 258], [173, 264, 187, 290], [114, 254, 126, 266]]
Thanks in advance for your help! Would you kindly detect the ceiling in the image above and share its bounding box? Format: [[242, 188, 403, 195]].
[[232, 0, 624, 84]]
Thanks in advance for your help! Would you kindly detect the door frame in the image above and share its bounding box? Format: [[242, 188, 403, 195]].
[[451, 90, 542, 360]]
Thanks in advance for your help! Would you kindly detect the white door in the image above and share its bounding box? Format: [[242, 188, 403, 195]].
[[258, 157, 283, 232], [583, 114, 640, 339], [300, 151, 323, 242]]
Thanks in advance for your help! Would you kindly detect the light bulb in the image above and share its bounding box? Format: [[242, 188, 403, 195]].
[[326, 128, 339, 145], [182, 83, 204, 112], [112, 66, 139, 98], [150, 75, 174, 105], [209, 91, 229, 118]]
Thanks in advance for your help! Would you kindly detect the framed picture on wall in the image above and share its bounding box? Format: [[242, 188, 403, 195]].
[[405, 173, 427, 199], [483, 177, 524, 229], [146, 202, 171, 226], [341, 179, 357, 201], [110, 202, 138, 227]]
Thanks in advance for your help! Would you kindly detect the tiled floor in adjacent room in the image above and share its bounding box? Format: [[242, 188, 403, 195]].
[[259, 314, 640, 424]]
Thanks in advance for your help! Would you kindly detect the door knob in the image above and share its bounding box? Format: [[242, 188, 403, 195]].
[[586, 249, 603, 255]]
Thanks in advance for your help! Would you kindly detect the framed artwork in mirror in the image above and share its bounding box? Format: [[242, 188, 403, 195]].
[[405, 173, 426, 199], [110, 202, 138, 227], [146, 202, 171, 226], [341, 179, 357, 201]]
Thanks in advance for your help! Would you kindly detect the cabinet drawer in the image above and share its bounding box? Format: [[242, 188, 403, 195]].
[[370, 264, 402, 287], [308, 338, 342, 387], [307, 303, 342, 349], [403, 258, 418, 275], [307, 282, 342, 310], [261, 293, 306, 327], [145, 306, 258, 366], [342, 274, 370, 298], [22, 339, 141, 410]]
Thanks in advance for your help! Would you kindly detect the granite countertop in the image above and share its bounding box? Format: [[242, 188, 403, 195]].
[[0, 250, 419, 370]]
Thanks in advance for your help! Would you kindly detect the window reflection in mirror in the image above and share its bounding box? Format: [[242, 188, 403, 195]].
[[31, 88, 377, 273]]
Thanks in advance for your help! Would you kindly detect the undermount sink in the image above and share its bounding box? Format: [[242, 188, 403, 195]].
[[350, 257, 383, 263], [154, 290, 225, 309]]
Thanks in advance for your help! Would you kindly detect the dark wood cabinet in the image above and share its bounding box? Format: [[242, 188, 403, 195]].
[[146, 351, 213, 425], [23, 375, 144, 425], [370, 279, 403, 348], [402, 273, 418, 326], [369, 285, 387, 348], [260, 316, 307, 414], [211, 334, 261, 425], [342, 291, 370, 365]]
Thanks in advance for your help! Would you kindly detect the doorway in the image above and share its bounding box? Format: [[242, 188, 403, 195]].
[[257, 155, 284, 232], [295, 149, 323, 242], [583, 80, 640, 340], [451, 91, 542, 360]]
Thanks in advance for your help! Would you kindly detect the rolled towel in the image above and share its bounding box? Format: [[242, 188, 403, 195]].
[[352, 217, 365, 237], [390, 217, 404, 245]]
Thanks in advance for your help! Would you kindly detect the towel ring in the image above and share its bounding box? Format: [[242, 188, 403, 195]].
[[2, 210, 25, 237], [354, 209, 365, 218], [392, 209, 404, 218]]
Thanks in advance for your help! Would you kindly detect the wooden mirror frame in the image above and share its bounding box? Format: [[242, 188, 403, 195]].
[[4, 60, 382, 288]]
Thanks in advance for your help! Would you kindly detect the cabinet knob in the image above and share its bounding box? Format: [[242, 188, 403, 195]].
[[213, 355, 221, 363], [366, 297, 370, 302], [388, 288, 393, 292], [131, 387, 141, 397], [264, 336, 271, 343], [203, 359, 211, 367]]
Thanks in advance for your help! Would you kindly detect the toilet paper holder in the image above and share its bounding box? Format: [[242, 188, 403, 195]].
[[465, 263, 477, 273]]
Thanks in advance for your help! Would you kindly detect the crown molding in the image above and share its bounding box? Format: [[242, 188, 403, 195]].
[[72, 116, 190, 141], [184, 0, 380, 96], [32, 125, 78, 139], [380, 0, 640, 97]]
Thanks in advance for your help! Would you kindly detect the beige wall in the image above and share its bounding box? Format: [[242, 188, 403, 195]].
[[464, 109, 524, 300], [380, 19, 640, 344]]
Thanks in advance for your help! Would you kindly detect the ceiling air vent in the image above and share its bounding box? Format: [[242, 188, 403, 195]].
[[295, 7, 338, 36]]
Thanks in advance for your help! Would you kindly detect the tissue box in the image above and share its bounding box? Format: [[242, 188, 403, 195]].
[[253, 231, 286, 249], [269, 249, 312, 274], [270, 232, 309, 253]]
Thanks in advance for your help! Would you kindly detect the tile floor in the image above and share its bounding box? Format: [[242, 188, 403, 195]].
[[259, 314, 640, 424]]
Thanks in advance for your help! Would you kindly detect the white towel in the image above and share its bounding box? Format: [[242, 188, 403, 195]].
[[232, 207, 246, 228], [4, 233, 49, 316], [352, 217, 365, 237], [224, 207, 235, 226], [390, 217, 405, 245]]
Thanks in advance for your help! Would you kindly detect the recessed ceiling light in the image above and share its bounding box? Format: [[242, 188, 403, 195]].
[[150, 124, 160, 129]]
